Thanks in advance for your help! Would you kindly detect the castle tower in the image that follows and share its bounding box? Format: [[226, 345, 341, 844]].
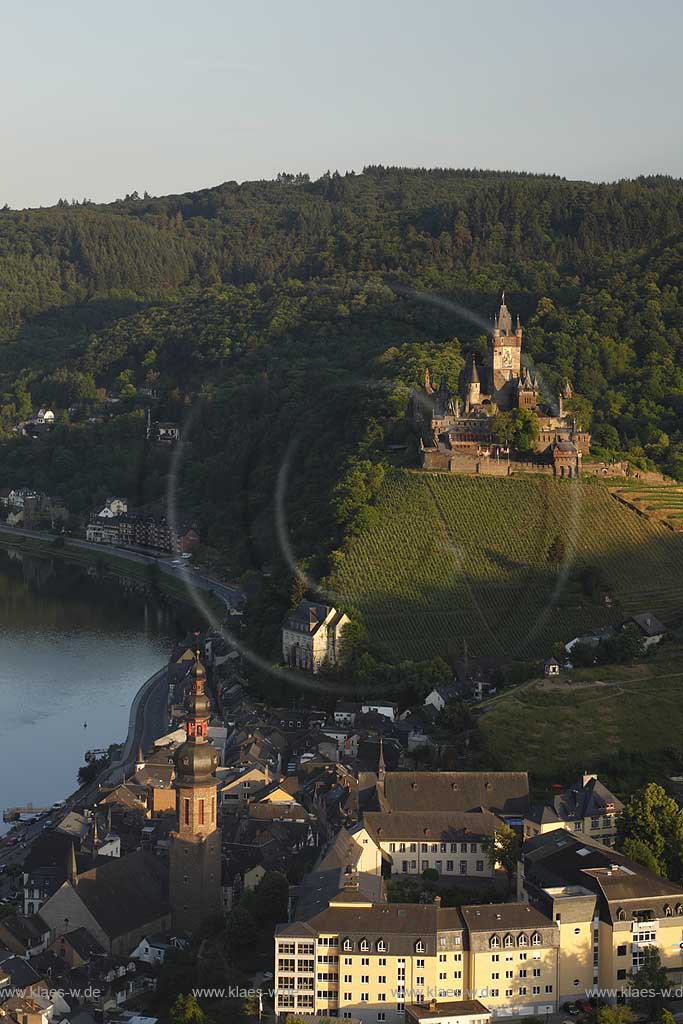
[[464, 354, 481, 412], [169, 644, 222, 934], [489, 293, 523, 408]]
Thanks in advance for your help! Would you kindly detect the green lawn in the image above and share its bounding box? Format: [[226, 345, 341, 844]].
[[333, 470, 683, 660]]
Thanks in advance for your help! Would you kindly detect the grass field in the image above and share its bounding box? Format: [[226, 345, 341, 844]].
[[333, 470, 683, 661], [478, 651, 683, 784]]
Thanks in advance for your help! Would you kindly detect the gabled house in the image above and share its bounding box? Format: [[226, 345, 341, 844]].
[[282, 601, 350, 673]]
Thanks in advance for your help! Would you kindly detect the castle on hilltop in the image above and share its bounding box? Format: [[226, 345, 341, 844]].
[[408, 295, 591, 477]]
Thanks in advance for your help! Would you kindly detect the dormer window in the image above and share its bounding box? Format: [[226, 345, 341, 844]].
[[415, 940, 425, 953], [677, 903, 683, 916], [342, 938, 352, 951], [377, 939, 386, 952], [490, 935, 500, 949], [518, 933, 529, 947], [664, 904, 672, 917], [616, 907, 625, 922], [504, 934, 513, 948], [360, 938, 369, 952], [531, 932, 541, 946]]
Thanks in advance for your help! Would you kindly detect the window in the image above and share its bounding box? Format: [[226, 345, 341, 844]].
[[460, 860, 467, 874], [617, 969, 627, 980], [533, 968, 541, 977], [490, 935, 500, 949], [389, 842, 396, 852], [470, 842, 477, 852], [519, 951, 527, 960], [546, 984, 553, 993], [519, 986, 527, 995], [360, 939, 369, 952], [416, 959, 425, 968], [361, 975, 369, 984], [361, 957, 369, 966], [506, 988, 513, 997], [183, 798, 190, 826], [505, 970, 513, 979], [518, 933, 528, 947], [476, 859, 484, 871], [378, 975, 386, 984], [533, 985, 541, 995], [377, 939, 386, 952], [343, 939, 352, 951], [415, 941, 425, 953], [344, 957, 352, 965], [379, 957, 386, 966], [453, 970, 462, 979], [343, 975, 351, 983], [491, 954, 500, 962], [491, 989, 499, 997], [439, 954, 447, 962], [361, 993, 369, 1002], [520, 969, 527, 978], [492, 972, 499, 980], [378, 1015, 386, 1022], [447, 860, 454, 872], [531, 932, 541, 946], [461, 842, 467, 852], [504, 934, 513, 948]]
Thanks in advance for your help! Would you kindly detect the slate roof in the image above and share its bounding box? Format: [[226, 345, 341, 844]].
[[628, 612, 666, 637], [523, 829, 683, 917], [60, 927, 106, 960], [460, 901, 553, 932], [292, 901, 465, 955], [378, 771, 529, 816], [527, 775, 623, 826], [73, 850, 169, 939], [363, 810, 504, 842]]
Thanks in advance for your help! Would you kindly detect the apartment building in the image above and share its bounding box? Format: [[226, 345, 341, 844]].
[[352, 811, 503, 881], [522, 829, 683, 999], [524, 774, 623, 847], [274, 887, 559, 1023]]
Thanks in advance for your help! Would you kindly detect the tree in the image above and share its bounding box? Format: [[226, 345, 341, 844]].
[[484, 824, 520, 895], [547, 534, 567, 565], [628, 947, 669, 1016], [622, 837, 664, 876], [169, 994, 206, 1024], [620, 783, 683, 878], [596, 1006, 636, 1024]]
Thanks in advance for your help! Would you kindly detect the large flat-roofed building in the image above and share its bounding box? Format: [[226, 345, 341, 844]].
[[522, 829, 683, 1001]]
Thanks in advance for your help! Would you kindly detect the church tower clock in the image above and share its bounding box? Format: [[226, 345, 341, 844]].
[[169, 645, 222, 933]]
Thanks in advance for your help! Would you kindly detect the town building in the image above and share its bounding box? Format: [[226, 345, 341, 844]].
[[521, 828, 683, 1001], [169, 648, 222, 933], [524, 774, 623, 846], [282, 600, 350, 673], [409, 296, 591, 476]]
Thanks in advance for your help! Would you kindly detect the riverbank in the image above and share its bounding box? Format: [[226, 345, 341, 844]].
[[0, 523, 243, 619]]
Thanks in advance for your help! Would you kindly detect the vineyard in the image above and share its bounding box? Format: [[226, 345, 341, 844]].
[[333, 470, 683, 661], [612, 485, 683, 532]]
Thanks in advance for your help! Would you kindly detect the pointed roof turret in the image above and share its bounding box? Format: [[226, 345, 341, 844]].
[[377, 736, 386, 783], [495, 293, 513, 336], [467, 353, 480, 385]]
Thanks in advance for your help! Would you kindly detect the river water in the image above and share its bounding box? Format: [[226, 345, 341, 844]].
[[0, 547, 203, 831]]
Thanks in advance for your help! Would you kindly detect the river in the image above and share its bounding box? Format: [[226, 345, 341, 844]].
[[0, 546, 204, 831]]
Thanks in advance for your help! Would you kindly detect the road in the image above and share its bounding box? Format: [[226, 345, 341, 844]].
[[0, 523, 244, 611]]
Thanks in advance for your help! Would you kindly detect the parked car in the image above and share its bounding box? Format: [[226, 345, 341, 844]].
[[563, 1003, 580, 1016], [575, 999, 594, 1013]]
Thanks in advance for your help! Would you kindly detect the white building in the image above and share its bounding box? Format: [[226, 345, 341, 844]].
[[282, 600, 350, 673]]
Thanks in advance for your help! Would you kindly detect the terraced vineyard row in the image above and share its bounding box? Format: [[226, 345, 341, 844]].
[[333, 470, 683, 660], [612, 486, 683, 531]]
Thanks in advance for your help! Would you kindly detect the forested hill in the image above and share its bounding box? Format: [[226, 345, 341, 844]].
[[1, 167, 683, 614]]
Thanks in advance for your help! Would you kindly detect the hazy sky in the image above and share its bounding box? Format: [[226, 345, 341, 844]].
[[3, 0, 682, 209]]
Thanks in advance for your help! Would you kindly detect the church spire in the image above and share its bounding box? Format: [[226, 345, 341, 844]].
[[377, 735, 386, 783]]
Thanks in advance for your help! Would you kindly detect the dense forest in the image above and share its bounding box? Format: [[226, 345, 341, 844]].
[[1, 167, 683, 668]]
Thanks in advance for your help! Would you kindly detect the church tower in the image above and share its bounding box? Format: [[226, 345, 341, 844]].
[[489, 293, 523, 408], [170, 645, 222, 934]]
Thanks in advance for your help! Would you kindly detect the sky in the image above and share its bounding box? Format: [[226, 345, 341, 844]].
[[3, 0, 683, 209]]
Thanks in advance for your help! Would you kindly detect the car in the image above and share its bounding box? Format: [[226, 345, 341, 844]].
[[5, 836, 18, 847], [563, 1003, 580, 1016], [42, 820, 54, 830], [262, 971, 273, 981], [51, 800, 66, 811], [575, 999, 594, 1013]]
